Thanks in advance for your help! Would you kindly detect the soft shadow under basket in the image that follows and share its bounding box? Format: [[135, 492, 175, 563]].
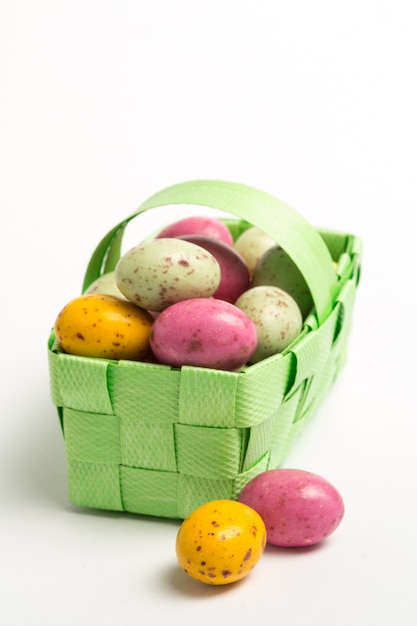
[[47, 180, 362, 519]]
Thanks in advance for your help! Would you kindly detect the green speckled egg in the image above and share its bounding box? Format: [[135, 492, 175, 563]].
[[115, 238, 221, 312], [251, 245, 314, 319]]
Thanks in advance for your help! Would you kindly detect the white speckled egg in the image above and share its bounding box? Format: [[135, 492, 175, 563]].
[[251, 245, 314, 319], [115, 238, 221, 312], [234, 226, 276, 277], [234, 285, 303, 363]]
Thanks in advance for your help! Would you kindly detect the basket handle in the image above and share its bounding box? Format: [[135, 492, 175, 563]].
[[82, 179, 337, 324]]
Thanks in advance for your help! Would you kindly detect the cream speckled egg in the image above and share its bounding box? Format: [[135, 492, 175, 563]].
[[84, 270, 126, 299], [234, 226, 276, 277], [235, 285, 303, 363], [115, 238, 221, 312]]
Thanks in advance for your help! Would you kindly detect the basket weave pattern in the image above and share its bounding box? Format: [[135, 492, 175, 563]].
[[48, 182, 361, 519]]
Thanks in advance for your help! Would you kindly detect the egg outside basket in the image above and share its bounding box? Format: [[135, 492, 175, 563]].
[[47, 180, 362, 519]]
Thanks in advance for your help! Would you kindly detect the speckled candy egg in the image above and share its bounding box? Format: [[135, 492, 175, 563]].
[[150, 298, 258, 370], [238, 469, 345, 547], [54, 294, 154, 361], [84, 270, 126, 299], [234, 285, 303, 363], [251, 244, 314, 319], [156, 215, 234, 246], [234, 226, 276, 277], [178, 234, 250, 303], [115, 238, 221, 312], [176, 499, 267, 585]]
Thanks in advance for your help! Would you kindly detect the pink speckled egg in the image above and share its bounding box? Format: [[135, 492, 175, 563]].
[[156, 216, 234, 246], [238, 469, 345, 547], [150, 298, 258, 370]]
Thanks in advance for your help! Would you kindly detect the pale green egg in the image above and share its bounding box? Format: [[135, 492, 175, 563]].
[[251, 245, 314, 319], [115, 238, 221, 312]]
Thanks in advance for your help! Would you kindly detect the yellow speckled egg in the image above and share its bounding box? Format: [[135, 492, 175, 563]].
[[54, 294, 154, 361], [175, 499, 267, 585]]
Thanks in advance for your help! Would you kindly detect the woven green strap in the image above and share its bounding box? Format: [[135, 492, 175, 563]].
[[82, 180, 337, 324]]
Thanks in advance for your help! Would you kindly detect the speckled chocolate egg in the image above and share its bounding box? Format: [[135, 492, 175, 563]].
[[84, 270, 126, 299], [251, 245, 314, 319], [54, 294, 154, 361], [238, 469, 345, 547], [156, 215, 234, 246], [178, 234, 250, 303], [176, 499, 267, 585], [234, 226, 276, 277], [115, 238, 221, 312], [234, 285, 302, 363], [150, 298, 258, 370]]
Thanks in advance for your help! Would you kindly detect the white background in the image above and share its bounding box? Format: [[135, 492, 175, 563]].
[[1, 1, 416, 624]]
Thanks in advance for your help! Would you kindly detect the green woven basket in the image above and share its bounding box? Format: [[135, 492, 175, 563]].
[[47, 180, 361, 519]]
